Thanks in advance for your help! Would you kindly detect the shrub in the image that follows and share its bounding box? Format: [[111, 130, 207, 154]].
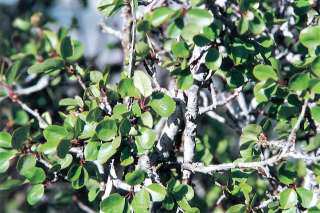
[[0, 0, 320, 212]]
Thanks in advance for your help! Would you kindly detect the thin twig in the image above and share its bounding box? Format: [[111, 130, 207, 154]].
[[183, 151, 320, 174], [199, 86, 243, 115], [74, 197, 96, 213], [16, 99, 48, 128], [128, 0, 136, 77], [184, 101, 311, 175], [15, 76, 49, 95], [99, 22, 123, 39]]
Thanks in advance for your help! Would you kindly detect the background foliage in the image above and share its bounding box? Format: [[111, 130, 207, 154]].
[[1, 0, 320, 212]]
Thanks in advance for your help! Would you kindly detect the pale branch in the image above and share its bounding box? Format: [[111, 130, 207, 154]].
[[182, 151, 320, 175], [288, 99, 309, 144], [128, 0, 136, 78], [210, 83, 217, 108], [15, 76, 49, 95], [99, 22, 123, 39], [182, 84, 200, 183], [137, 0, 167, 19], [157, 102, 183, 158], [74, 198, 96, 213], [16, 99, 48, 128], [75, 74, 86, 90], [183, 99, 311, 175], [108, 160, 140, 192], [198, 86, 243, 115]]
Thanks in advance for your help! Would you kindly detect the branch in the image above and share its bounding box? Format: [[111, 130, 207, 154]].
[[73, 197, 96, 213], [183, 151, 320, 174], [99, 22, 123, 39], [198, 86, 243, 115], [16, 99, 48, 128], [183, 100, 311, 175], [182, 84, 199, 183], [156, 102, 183, 158], [128, 0, 136, 78], [288, 99, 309, 144], [15, 76, 49, 95]]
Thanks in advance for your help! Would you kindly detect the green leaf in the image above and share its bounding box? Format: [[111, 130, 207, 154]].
[[172, 41, 190, 58], [13, 18, 31, 31], [97, 142, 117, 164], [17, 154, 36, 176], [6, 60, 22, 85], [59, 97, 84, 107], [24, 167, 46, 184], [136, 127, 157, 150], [278, 162, 297, 185], [12, 126, 29, 149], [90, 71, 103, 83], [96, 119, 118, 141], [148, 7, 175, 27], [249, 12, 266, 35], [131, 189, 151, 213], [133, 71, 153, 97], [237, 16, 249, 35], [299, 26, 320, 49], [185, 8, 213, 26], [84, 141, 99, 161], [118, 78, 140, 98], [59, 36, 84, 62], [71, 166, 89, 189], [57, 140, 71, 158], [177, 74, 193, 90], [113, 104, 128, 117], [0, 149, 16, 173], [145, 183, 167, 202], [253, 64, 278, 81], [304, 134, 320, 152], [67, 165, 82, 181], [125, 169, 146, 185], [296, 187, 314, 208], [289, 73, 310, 91], [311, 56, 320, 77], [27, 184, 44, 206], [132, 101, 142, 117], [205, 48, 222, 71], [0, 131, 12, 148], [28, 58, 64, 74], [280, 188, 298, 209], [311, 106, 320, 123], [140, 111, 153, 128], [173, 184, 194, 201], [120, 147, 134, 166], [136, 41, 150, 58], [100, 193, 125, 213], [226, 204, 246, 213], [43, 125, 68, 143], [149, 92, 176, 117], [97, 0, 124, 17]]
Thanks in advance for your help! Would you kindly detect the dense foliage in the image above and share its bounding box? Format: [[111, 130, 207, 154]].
[[1, 0, 320, 212]]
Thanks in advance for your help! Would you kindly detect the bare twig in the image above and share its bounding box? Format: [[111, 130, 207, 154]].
[[199, 86, 243, 115], [15, 76, 49, 95], [74, 197, 96, 213], [75, 74, 86, 90], [16, 99, 48, 128], [183, 100, 311, 175], [183, 151, 320, 174], [99, 22, 123, 39], [128, 0, 136, 77]]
